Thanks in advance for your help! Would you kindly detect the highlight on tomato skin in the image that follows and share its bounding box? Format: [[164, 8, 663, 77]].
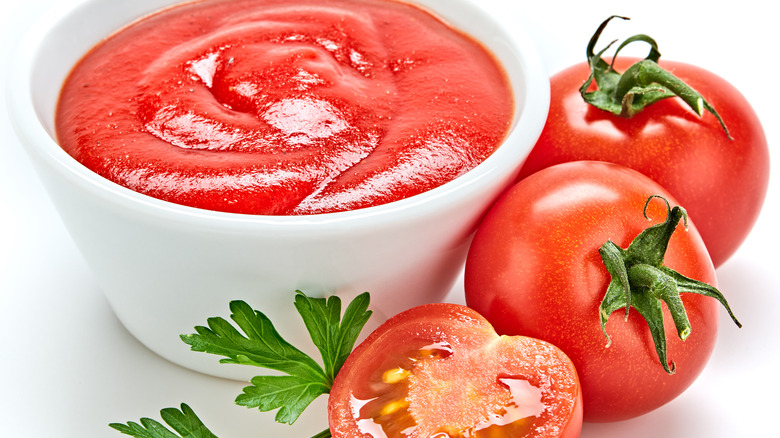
[[327, 303, 583, 438], [516, 16, 769, 268], [464, 161, 731, 422]]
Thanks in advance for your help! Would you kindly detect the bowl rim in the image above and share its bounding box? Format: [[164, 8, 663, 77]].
[[6, 0, 550, 232]]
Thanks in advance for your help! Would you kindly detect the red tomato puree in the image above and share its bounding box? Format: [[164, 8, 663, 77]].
[[55, 0, 514, 215]]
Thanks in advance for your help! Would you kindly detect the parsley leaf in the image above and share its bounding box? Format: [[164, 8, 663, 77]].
[[181, 299, 327, 387], [293, 291, 372, 385], [234, 375, 329, 424], [109, 403, 218, 438], [112, 291, 371, 437], [180, 291, 372, 425]]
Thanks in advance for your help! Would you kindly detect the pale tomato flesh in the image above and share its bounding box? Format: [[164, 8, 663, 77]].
[[328, 303, 583, 438]]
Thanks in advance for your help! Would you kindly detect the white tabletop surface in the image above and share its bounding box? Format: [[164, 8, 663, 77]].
[[2, 0, 778, 436]]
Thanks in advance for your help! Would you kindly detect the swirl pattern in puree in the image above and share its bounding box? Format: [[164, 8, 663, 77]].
[[56, 0, 514, 215]]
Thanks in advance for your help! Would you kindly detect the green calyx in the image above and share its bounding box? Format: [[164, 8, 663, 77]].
[[581, 15, 732, 139], [598, 196, 741, 374]]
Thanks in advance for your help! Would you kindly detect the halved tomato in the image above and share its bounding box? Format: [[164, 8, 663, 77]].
[[328, 303, 582, 437]]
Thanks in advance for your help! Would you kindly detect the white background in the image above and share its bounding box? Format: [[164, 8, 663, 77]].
[[1, 0, 777, 436]]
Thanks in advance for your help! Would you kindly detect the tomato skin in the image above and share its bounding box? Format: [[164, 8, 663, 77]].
[[517, 58, 769, 267], [465, 161, 721, 422], [328, 303, 583, 437]]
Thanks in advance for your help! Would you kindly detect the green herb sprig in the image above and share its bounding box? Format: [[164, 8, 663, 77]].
[[110, 403, 217, 438], [110, 291, 372, 438]]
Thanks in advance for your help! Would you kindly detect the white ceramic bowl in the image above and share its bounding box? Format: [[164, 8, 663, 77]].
[[7, 0, 548, 380]]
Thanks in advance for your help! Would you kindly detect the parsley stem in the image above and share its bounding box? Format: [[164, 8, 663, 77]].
[[311, 429, 332, 438]]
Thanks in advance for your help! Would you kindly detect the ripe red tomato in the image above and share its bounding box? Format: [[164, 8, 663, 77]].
[[517, 57, 769, 267], [465, 161, 737, 422], [328, 303, 583, 437]]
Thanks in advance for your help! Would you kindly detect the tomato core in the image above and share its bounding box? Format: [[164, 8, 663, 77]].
[[347, 341, 544, 437]]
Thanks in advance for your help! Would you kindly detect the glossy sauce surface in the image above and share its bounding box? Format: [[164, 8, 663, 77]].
[[55, 0, 513, 214]]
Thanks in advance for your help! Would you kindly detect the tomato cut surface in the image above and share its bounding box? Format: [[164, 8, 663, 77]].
[[328, 303, 582, 437]]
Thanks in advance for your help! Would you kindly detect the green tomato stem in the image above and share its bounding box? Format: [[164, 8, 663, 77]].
[[599, 196, 741, 374], [581, 15, 732, 139]]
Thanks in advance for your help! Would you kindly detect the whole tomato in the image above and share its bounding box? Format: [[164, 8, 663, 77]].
[[517, 16, 769, 268], [464, 161, 740, 422], [328, 303, 583, 437]]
